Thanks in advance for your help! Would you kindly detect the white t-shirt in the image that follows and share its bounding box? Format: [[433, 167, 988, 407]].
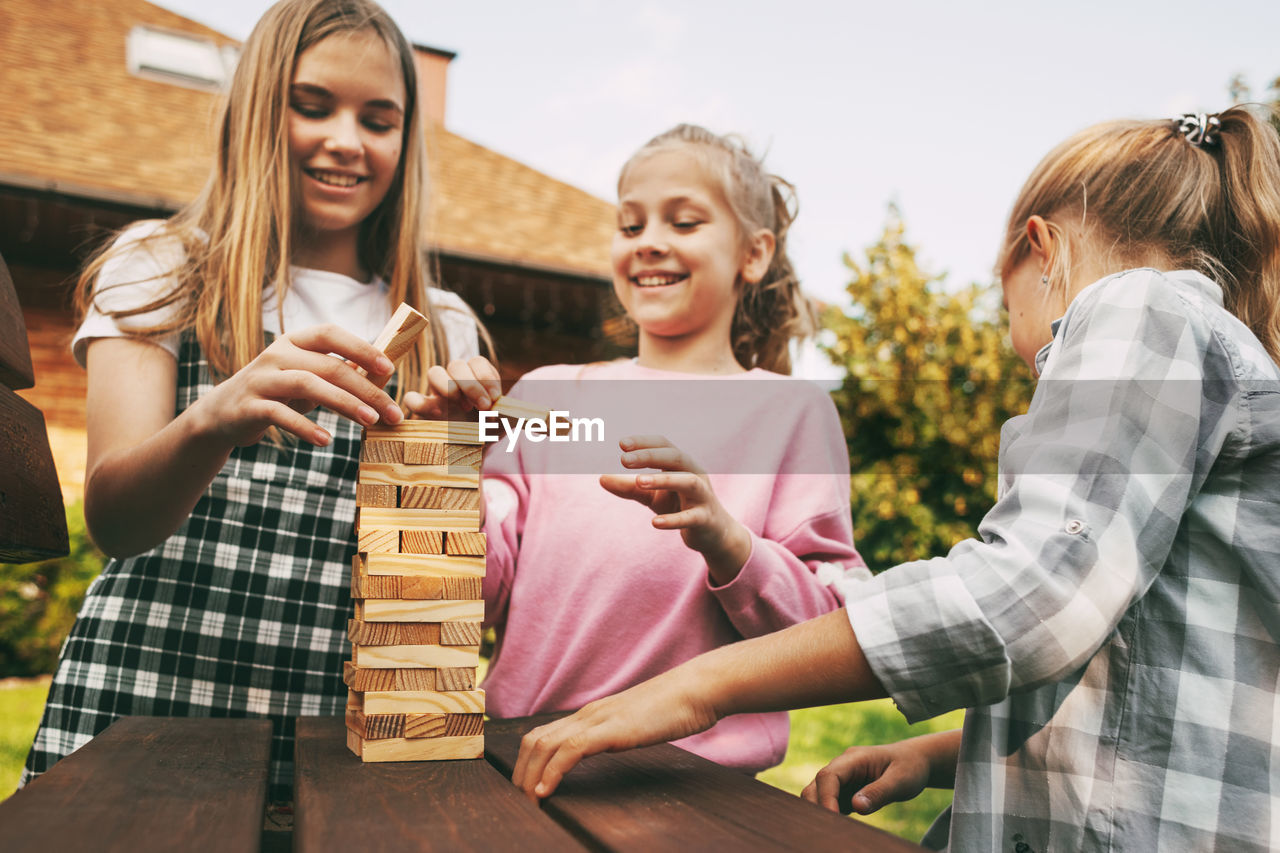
[[73, 221, 480, 366]]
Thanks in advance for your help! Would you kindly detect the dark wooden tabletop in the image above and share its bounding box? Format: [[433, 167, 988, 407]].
[[3, 714, 930, 852], [485, 716, 928, 853], [298, 714, 928, 852], [0, 716, 272, 852], [294, 716, 585, 852]]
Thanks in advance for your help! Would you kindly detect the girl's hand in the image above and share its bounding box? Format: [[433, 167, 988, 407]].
[[599, 435, 752, 584], [801, 730, 961, 815], [403, 357, 502, 420], [192, 324, 401, 448], [511, 663, 720, 801]]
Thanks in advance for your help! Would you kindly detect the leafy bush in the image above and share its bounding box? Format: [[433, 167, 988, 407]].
[[0, 503, 104, 677], [823, 210, 1034, 570]]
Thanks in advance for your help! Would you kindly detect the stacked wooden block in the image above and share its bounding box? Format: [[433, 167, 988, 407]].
[[346, 418, 487, 762]]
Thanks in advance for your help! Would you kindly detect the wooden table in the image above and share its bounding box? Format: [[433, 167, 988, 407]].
[[0, 716, 272, 852], [2, 715, 928, 851], [296, 715, 928, 852]]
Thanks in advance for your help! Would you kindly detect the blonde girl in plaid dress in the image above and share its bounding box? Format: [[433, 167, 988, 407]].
[[22, 0, 486, 799], [511, 107, 1280, 852]]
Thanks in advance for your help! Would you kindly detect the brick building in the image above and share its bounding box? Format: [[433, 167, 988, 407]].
[[0, 0, 628, 499]]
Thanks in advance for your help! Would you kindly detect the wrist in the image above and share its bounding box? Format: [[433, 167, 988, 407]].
[[703, 522, 752, 586], [181, 396, 238, 461]]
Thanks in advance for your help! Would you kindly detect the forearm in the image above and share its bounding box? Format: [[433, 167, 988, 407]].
[[85, 402, 233, 558], [696, 608, 887, 718]]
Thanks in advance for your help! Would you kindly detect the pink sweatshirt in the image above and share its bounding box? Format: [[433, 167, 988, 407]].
[[481, 360, 865, 772]]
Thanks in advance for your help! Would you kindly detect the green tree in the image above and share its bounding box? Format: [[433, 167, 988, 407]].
[[0, 503, 104, 677], [823, 209, 1033, 570]]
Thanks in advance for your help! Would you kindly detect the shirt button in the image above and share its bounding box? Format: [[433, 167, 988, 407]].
[[1064, 519, 1086, 535]]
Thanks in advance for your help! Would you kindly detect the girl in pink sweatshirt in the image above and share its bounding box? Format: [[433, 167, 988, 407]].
[[417, 124, 865, 773]]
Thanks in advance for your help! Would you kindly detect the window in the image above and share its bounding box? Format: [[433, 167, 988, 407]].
[[126, 26, 238, 91]]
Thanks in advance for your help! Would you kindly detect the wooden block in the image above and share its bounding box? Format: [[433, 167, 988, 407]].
[[348, 614, 442, 640], [400, 530, 444, 554], [355, 483, 397, 507], [343, 661, 441, 691], [352, 573, 445, 600], [353, 643, 480, 669], [357, 599, 485, 623], [347, 707, 484, 740], [367, 420, 483, 444], [443, 577, 482, 600], [403, 714, 485, 739], [343, 663, 475, 692], [359, 552, 485, 578], [358, 527, 399, 553], [445, 531, 487, 556], [359, 507, 481, 532], [434, 667, 477, 691], [492, 396, 552, 423], [359, 688, 485, 715], [446, 444, 484, 469], [400, 486, 481, 511], [364, 303, 429, 382], [439, 621, 483, 646], [359, 439, 404, 464], [359, 462, 480, 488], [348, 731, 484, 762], [346, 705, 406, 739], [403, 441, 446, 465]]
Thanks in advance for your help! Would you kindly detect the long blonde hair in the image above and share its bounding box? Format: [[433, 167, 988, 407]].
[[77, 0, 475, 392], [619, 124, 815, 375], [997, 106, 1280, 365]]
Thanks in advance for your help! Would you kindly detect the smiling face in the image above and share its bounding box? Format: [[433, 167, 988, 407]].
[[612, 148, 763, 364], [287, 29, 405, 256]]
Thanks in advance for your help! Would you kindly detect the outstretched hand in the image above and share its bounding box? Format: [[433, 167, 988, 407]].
[[191, 324, 402, 448], [599, 435, 751, 583], [403, 356, 502, 420], [511, 664, 720, 800], [801, 730, 961, 815]]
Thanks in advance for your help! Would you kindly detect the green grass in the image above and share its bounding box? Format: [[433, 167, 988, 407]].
[[0, 673, 960, 843], [760, 699, 964, 844], [0, 677, 50, 800]]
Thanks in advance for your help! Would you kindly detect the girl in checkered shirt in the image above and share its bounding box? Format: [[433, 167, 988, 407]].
[[23, 0, 487, 800], [510, 107, 1280, 852]]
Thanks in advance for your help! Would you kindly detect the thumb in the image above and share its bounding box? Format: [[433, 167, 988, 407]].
[[850, 761, 915, 815], [850, 781, 889, 815], [599, 474, 654, 506]]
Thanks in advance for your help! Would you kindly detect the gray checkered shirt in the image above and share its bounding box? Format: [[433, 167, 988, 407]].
[[846, 269, 1280, 852]]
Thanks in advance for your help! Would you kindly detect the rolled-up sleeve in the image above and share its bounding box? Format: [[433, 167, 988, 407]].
[[847, 270, 1239, 722]]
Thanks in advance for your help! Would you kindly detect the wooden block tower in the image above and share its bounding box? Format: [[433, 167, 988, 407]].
[[345, 304, 486, 762]]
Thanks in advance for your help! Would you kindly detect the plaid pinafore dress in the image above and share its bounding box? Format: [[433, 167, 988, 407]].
[[22, 331, 370, 800]]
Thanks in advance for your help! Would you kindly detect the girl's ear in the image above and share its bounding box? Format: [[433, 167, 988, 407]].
[[1025, 215, 1055, 270], [740, 229, 776, 285]]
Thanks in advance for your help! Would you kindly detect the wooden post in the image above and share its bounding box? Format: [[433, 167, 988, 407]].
[[0, 252, 68, 562]]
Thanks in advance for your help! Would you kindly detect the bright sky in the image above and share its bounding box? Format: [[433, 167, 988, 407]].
[[158, 0, 1280, 308]]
